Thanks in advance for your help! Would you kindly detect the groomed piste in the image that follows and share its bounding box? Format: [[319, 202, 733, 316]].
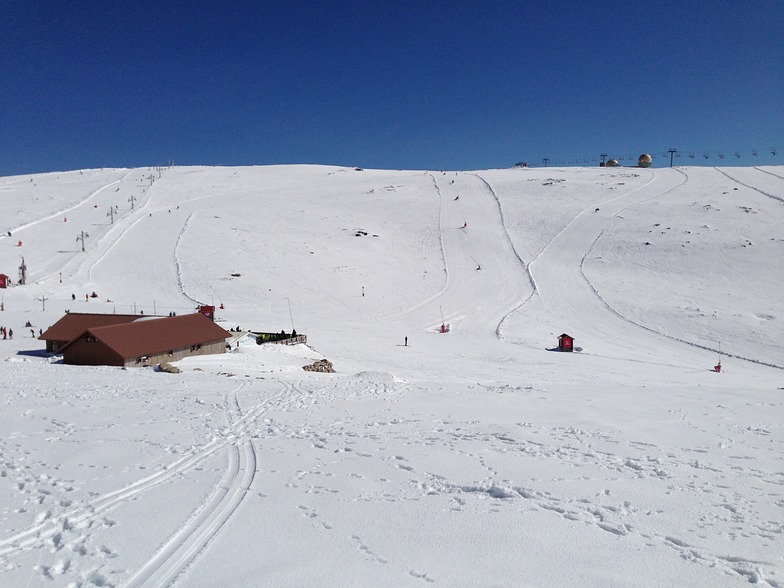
[[0, 164, 782, 587]]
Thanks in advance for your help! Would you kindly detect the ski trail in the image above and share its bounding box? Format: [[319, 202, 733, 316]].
[[0, 380, 269, 561], [123, 382, 262, 588], [525, 167, 784, 370], [471, 173, 538, 338], [1, 174, 126, 240], [522, 169, 698, 364], [173, 212, 202, 305], [503, 169, 657, 340], [753, 166, 784, 181], [42, 172, 161, 285], [714, 167, 784, 203], [377, 173, 452, 321]]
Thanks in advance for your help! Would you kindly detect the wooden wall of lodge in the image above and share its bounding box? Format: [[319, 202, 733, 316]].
[[129, 339, 227, 368], [62, 337, 227, 367]]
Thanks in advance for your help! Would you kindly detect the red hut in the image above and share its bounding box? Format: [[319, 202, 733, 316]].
[[198, 305, 215, 320], [558, 333, 574, 352], [0, 274, 9, 288]]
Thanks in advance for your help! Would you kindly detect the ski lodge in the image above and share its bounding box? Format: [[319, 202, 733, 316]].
[[40, 312, 231, 367]]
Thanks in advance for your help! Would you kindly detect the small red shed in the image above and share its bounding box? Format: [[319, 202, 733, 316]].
[[198, 305, 215, 320], [0, 274, 9, 288], [558, 333, 574, 352]]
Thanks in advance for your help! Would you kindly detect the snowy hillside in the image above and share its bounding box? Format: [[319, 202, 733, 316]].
[[0, 164, 782, 587]]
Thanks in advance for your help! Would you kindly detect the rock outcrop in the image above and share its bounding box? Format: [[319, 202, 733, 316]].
[[303, 359, 335, 373]]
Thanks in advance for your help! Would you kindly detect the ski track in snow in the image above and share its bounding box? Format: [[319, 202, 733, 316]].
[[753, 166, 784, 182], [123, 381, 259, 588], [573, 168, 783, 370], [472, 172, 539, 338], [1, 174, 127, 244], [375, 173, 452, 323], [0, 375, 360, 586], [715, 167, 784, 204], [381, 172, 533, 336], [0, 380, 254, 562]]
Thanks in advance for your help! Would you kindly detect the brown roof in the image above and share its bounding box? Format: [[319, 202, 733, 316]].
[[39, 312, 141, 343], [60, 313, 231, 359]]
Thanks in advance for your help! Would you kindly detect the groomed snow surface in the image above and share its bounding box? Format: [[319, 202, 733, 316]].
[[0, 164, 782, 587]]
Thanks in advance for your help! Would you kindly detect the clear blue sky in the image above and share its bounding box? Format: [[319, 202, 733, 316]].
[[2, 1, 782, 175]]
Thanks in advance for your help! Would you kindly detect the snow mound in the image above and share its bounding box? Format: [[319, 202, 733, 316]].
[[351, 370, 395, 383]]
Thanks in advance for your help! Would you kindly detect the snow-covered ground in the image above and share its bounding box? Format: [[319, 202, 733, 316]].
[[0, 164, 781, 587]]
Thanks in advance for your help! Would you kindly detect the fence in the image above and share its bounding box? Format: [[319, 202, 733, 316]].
[[254, 332, 307, 346]]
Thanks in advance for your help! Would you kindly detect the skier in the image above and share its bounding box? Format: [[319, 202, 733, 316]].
[[404, 336, 408, 346], [462, 222, 467, 228]]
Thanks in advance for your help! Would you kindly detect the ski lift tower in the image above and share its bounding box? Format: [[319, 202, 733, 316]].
[[18, 256, 27, 285]]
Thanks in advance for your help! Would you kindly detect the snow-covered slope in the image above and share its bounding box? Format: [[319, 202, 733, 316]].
[[0, 165, 781, 587]]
